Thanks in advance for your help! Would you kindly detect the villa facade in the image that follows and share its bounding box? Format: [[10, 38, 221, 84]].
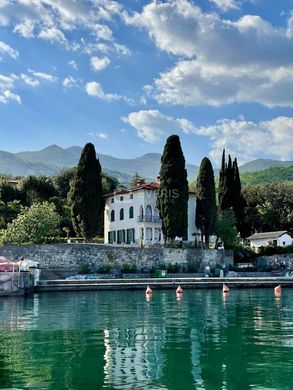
[[104, 180, 198, 245]]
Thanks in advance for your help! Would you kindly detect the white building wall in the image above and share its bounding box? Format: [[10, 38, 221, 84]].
[[187, 194, 197, 242], [250, 233, 292, 250], [104, 188, 198, 245]]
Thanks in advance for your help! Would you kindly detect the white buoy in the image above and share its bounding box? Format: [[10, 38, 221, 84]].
[[222, 283, 229, 293]]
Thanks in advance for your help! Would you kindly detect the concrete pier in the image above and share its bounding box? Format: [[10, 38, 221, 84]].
[[36, 276, 293, 292]]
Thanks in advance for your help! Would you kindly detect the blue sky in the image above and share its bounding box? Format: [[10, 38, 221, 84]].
[[0, 0, 293, 166]]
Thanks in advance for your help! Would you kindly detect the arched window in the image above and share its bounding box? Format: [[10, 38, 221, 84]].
[[129, 206, 134, 219], [111, 210, 115, 222], [145, 205, 152, 222], [120, 208, 124, 220]]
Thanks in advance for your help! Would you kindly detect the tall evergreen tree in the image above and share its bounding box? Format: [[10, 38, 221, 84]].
[[70, 143, 103, 240], [218, 150, 233, 211], [195, 157, 217, 246], [157, 135, 189, 242], [232, 158, 247, 236], [218, 150, 247, 237]]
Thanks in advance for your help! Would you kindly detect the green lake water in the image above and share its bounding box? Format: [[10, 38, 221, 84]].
[[0, 289, 293, 390]]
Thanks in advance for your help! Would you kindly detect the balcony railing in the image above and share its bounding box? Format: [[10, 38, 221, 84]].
[[137, 215, 161, 223]]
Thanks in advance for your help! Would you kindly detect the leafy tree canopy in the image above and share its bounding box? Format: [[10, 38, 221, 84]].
[[1, 202, 61, 244]]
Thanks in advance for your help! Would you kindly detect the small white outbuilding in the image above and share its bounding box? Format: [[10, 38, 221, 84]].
[[247, 231, 292, 252]]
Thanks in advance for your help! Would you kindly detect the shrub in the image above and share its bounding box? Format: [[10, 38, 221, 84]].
[[78, 264, 92, 274], [121, 263, 137, 273], [97, 263, 112, 274]]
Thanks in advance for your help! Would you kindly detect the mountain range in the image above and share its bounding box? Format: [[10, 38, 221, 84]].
[[0, 145, 292, 184]]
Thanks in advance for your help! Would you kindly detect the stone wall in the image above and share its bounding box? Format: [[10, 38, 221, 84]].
[[0, 272, 34, 296], [256, 254, 293, 271], [0, 244, 233, 279]]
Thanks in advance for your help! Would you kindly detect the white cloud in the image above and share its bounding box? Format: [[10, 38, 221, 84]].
[[0, 74, 15, 89], [20, 74, 40, 87], [68, 60, 78, 69], [0, 40, 19, 60], [38, 27, 67, 45], [90, 56, 110, 71], [13, 21, 35, 37], [28, 69, 57, 82], [191, 117, 293, 164], [122, 110, 196, 143], [209, 0, 239, 11], [0, 0, 129, 57], [62, 76, 79, 88], [122, 109, 293, 163], [0, 89, 21, 104], [86, 81, 133, 104], [126, 0, 293, 108], [98, 132, 108, 139]]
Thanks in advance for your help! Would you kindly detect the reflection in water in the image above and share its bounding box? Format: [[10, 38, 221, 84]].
[[0, 289, 293, 389]]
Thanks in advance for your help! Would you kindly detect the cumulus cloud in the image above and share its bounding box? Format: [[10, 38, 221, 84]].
[[193, 117, 293, 164], [122, 109, 293, 163], [0, 40, 19, 60], [0, 0, 129, 56], [86, 81, 133, 104], [90, 56, 110, 71], [126, 0, 293, 107], [122, 110, 196, 143], [209, 0, 239, 11]]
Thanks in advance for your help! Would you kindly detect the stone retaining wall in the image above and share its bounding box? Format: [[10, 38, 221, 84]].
[[0, 272, 34, 296], [0, 244, 233, 279], [256, 254, 293, 271]]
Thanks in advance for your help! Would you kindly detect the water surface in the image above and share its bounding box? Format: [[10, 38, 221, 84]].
[[0, 289, 293, 389]]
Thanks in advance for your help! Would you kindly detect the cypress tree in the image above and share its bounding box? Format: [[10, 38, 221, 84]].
[[218, 150, 233, 211], [70, 143, 103, 240], [195, 157, 217, 246], [218, 150, 247, 237], [157, 135, 189, 242], [232, 158, 247, 236]]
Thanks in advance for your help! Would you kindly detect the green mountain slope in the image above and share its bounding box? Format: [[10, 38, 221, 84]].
[[240, 159, 293, 173], [240, 165, 293, 186]]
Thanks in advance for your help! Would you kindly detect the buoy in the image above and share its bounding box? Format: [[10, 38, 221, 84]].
[[176, 285, 183, 294], [222, 283, 229, 293], [145, 285, 152, 295], [274, 285, 281, 296]]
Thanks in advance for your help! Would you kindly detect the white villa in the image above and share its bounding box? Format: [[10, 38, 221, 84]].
[[104, 179, 198, 245], [247, 231, 292, 252]]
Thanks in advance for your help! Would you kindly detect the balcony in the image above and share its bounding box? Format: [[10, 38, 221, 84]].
[[137, 215, 161, 223]]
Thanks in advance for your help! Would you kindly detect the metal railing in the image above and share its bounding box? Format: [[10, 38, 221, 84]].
[[137, 215, 161, 223]]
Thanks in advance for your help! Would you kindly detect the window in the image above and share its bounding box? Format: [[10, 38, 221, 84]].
[[111, 198, 114, 203], [130, 194, 133, 199], [283, 241, 286, 246], [111, 210, 115, 222], [129, 206, 134, 219], [120, 208, 124, 220], [120, 196, 124, 201]]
